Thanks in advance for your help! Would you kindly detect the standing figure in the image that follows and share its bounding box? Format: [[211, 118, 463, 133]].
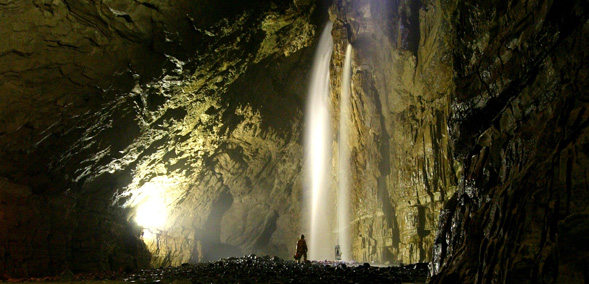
[[294, 234, 308, 263], [335, 244, 341, 260]]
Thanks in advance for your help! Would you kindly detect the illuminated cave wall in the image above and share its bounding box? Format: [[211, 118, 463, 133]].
[[327, 0, 457, 264], [0, 0, 319, 276], [329, 3, 588, 282]]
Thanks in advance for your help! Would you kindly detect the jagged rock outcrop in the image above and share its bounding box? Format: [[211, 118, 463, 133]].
[[328, 0, 457, 264], [430, 0, 589, 282], [0, 0, 317, 277], [328, 1, 588, 281]]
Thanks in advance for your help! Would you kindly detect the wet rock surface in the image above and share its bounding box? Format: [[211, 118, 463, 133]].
[[430, 0, 589, 282], [328, 0, 457, 264]]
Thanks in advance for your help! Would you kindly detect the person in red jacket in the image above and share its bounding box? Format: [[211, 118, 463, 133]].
[[294, 234, 308, 263]]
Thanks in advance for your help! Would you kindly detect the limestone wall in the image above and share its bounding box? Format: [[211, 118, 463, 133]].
[[430, 0, 589, 282], [328, 0, 457, 264], [0, 0, 317, 276]]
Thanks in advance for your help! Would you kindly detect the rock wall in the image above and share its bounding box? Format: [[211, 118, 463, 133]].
[[0, 0, 318, 277], [430, 0, 589, 282], [1, 0, 462, 274], [0, 0, 204, 276], [0, 178, 77, 277], [328, 0, 457, 264], [328, 2, 588, 281]]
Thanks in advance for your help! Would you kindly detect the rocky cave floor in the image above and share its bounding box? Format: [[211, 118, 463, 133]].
[[2, 255, 429, 284]]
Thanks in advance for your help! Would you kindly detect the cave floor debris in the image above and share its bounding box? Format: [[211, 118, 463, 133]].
[[3, 255, 429, 284]]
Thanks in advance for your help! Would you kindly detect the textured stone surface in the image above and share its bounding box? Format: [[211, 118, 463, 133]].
[[0, 0, 316, 277], [0, 178, 75, 277], [430, 0, 589, 282], [327, 0, 457, 264], [123, 256, 429, 284]]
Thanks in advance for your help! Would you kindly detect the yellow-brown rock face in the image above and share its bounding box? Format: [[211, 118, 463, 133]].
[[326, 0, 457, 264], [0, 0, 317, 276]]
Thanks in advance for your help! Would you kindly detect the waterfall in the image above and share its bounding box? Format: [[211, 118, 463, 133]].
[[338, 44, 353, 261], [305, 22, 334, 260]]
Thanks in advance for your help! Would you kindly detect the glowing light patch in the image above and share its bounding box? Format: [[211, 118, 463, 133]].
[[135, 193, 166, 229], [126, 176, 181, 231], [142, 228, 153, 239]]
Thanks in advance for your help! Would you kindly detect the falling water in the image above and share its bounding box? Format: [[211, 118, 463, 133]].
[[338, 44, 353, 261], [305, 22, 334, 260]]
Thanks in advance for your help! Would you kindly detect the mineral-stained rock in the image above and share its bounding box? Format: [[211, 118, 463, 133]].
[[327, 0, 457, 264], [430, 0, 589, 282]]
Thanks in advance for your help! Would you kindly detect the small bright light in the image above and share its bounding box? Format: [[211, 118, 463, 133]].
[[135, 194, 166, 229], [131, 180, 171, 230], [142, 228, 155, 240]]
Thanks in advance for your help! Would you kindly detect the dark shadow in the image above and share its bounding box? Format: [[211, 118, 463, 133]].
[[253, 211, 279, 250], [195, 188, 243, 261], [370, 73, 400, 263]]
